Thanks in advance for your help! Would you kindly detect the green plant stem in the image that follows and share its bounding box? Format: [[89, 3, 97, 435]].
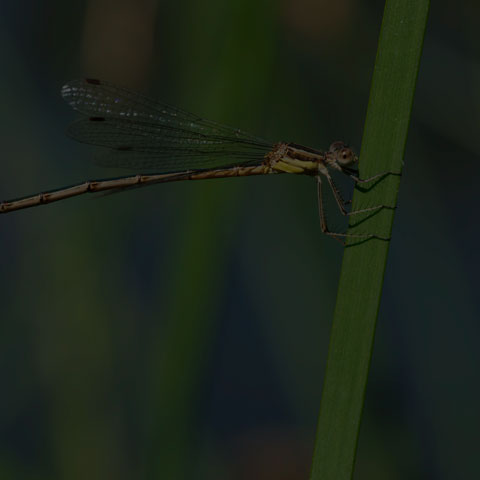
[[310, 1, 430, 479]]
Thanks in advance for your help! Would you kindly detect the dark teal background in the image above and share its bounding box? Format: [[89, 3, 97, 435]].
[[1, 1, 479, 478]]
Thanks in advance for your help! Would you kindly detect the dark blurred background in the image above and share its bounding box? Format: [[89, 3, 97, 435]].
[[1, 1, 479, 479]]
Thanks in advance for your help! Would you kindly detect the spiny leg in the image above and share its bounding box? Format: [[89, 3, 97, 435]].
[[316, 176, 381, 245], [317, 175, 347, 244], [326, 173, 385, 217], [348, 169, 402, 184]]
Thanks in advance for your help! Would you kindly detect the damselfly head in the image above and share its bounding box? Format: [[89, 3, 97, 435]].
[[328, 141, 358, 167]]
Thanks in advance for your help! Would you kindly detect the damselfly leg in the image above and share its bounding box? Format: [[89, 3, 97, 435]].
[[316, 173, 395, 244]]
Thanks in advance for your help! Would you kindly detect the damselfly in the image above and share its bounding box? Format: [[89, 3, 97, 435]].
[[0, 78, 392, 242]]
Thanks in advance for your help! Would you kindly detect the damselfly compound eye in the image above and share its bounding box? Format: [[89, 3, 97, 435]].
[[336, 147, 356, 166]]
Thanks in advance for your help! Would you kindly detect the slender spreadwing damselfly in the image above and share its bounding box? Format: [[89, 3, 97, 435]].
[[0, 78, 394, 242]]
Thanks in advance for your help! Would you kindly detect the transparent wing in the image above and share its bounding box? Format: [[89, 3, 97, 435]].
[[66, 116, 270, 171], [61, 79, 272, 172]]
